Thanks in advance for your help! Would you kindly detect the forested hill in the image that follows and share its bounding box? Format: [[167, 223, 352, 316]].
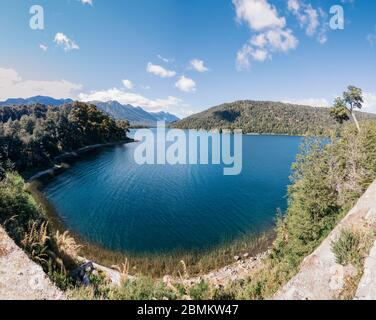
[[0, 102, 129, 174], [171, 100, 376, 136]]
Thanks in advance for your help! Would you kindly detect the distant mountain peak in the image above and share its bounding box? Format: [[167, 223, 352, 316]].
[[0, 96, 73, 107], [90, 100, 180, 126]]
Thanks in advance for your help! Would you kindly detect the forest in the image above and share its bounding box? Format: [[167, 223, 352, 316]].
[[171, 100, 376, 136], [0, 102, 129, 175]]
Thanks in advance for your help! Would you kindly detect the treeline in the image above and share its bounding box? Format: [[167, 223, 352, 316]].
[[172, 100, 376, 136], [0, 102, 129, 174]]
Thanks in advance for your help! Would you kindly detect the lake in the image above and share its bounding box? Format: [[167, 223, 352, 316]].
[[43, 130, 303, 254]]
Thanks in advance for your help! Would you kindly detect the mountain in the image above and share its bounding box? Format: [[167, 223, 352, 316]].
[[150, 111, 180, 123], [171, 100, 376, 136], [92, 101, 179, 126], [0, 96, 73, 107], [0, 97, 180, 126]]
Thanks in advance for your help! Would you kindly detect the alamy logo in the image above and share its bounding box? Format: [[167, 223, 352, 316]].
[[330, 5, 345, 30], [133, 123, 243, 176], [29, 5, 44, 30]]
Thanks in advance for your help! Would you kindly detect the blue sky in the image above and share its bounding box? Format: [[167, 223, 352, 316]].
[[0, 0, 375, 117]]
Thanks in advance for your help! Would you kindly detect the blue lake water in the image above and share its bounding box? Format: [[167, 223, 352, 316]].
[[43, 130, 303, 254]]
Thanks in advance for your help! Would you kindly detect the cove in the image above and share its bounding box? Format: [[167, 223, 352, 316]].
[[42, 129, 303, 254]]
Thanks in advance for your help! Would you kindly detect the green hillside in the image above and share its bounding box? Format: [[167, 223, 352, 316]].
[[172, 100, 376, 136]]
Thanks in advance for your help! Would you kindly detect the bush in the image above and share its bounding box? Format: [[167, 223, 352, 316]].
[[331, 229, 361, 267]]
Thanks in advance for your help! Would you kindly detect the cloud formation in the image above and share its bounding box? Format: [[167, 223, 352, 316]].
[[190, 59, 209, 72], [78, 87, 182, 112], [233, 0, 285, 31], [0, 67, 82, 100], [39, 44, 48, 51], [287, 0, 328, 44], [54, 33, 79, 51], [175, 76, 196, 93], [233, 0, 298, 70], [283, 92, 376, 114], [122, 79, 133, 90], [363, 92, 376, 114], [146, 63, 176, 78], [282, 97, 330, 107]]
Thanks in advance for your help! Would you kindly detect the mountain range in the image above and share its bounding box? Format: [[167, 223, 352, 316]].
[[92, 101, 179, 126], [0, 96, 74, 107], [0, 96, 179, 126]]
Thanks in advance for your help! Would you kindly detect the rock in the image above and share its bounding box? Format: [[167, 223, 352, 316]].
[[0, 227, 65, 300], [234, 255, 240, 261], [243, 253, 249, 258]]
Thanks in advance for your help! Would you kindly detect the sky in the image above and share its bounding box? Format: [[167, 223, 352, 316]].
[[0, 0, 375, 117]]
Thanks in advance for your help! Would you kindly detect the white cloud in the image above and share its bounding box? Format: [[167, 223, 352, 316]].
[[363, 92, 376, 114], [264, 28, 299, 52], [282, 97, 330, 107], [79, 0, 93, 5], [39, 44, 48, 51], [54, 33, 79, 51], [190, 59, 209, 72], [236, 28, 298, 70], [282, 93, 376, 114], [233, 0, 298, 70], [78, 87, 183, 113], [175, 76, 196, 93], [0, 67, 82, 100], [146, 63, 176, 78], [157, 55, 170, 63], [287, 0, 328, 44], [122, 79, 133, 90], [233, 0, 286, 31], [287, 0, 300, 12], [0, 68, 22, 87]]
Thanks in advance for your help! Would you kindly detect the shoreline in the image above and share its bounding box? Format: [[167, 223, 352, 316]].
[[26, 139, 134, 182], [28, 179, 274, 278], [26, 137, 275, 278], [30, 177, 275, 278]]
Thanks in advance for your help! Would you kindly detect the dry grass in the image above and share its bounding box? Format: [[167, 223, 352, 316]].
[[78, 232, 272, 278], [54, 230, 82, 260], [112, 258, 130, 284], [21, 221, 50, 265]]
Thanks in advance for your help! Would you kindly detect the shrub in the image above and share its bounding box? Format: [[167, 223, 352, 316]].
[[331, 229, 361, 267]]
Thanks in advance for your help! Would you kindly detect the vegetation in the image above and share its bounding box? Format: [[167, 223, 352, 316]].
[[172, 100, 375, 136], [0, 172, 79, 290], [217, 120, 376, 299], [330, 85, 364, 132], [77, 232, 270, 278], [331, 228, 375, 300], [1, 96, 376, 300], [0, 102, 130, 290], [332, 229, 362, 267], [0, 102, 129, 173]]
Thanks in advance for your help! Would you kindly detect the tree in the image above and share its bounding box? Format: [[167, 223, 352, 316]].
[[330, 85, 364, 132]]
